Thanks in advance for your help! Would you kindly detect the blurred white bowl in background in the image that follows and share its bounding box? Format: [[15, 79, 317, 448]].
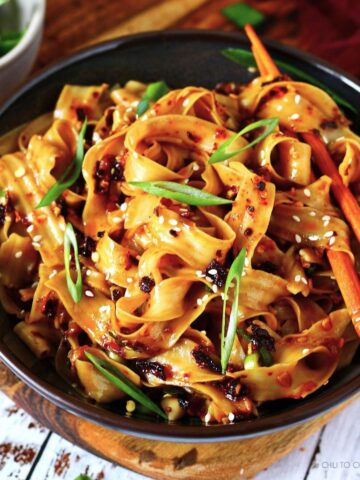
[[0, 0, 45, 104]]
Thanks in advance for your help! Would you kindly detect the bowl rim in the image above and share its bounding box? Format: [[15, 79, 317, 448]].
[[0, 29, 359, 442], [0, 0, 45, 68]]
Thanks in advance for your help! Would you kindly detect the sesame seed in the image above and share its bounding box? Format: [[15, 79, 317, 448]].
[[85, 290, 95, 297], [197, 298, 203, 306], [86, 269, 92, 276], [260, 150, 266, 160], [120, 202, 127, 211], [323, 220, 330, 227], [292, 215, 301, 223], [228, 412, 235, 422], [195, 270, 204, 277], [169, 219, 178, 226], [204, 412, 211, 423], [301, 277, 308, 285], [193, 163, 200, 171], [205, 276, 213, 283], [183, 223, 190, 231], [276, 105, 283, 112], [202, 294, 209, 303], [309, 211, 316, 217], [244, 257, 250, 267], [324, 230, 334, 238], [302, 348, 310, 354], [126, 400, 136, 413], [322, 215, 331, 222], [126, 277, 133, 283], [290, 113, 300, 120], [308, 235, 318, 241], [183, 98, 190, 107], [14, 167, 25, 178], [295, 234, 302, 243], [49, 270, 57, 279], [303, 188, 311, 197], [212, 285, 218, 293], [15, 251, 23, 258], [294, 94, 301, 104], [112, 217, 122, 224], [172, 226, 181, 232], [329, 236, 336, 246], [91, 252, 100, 263], [159, 216, 164, 224], [99, 305, 110, 314], [294, 274, 301, 282], [32, 242, 41, 249], [26, 225, 34, 233], [208, 269, 217, 275], [247, 66, 256, 73], [33, 234, 42, 242]]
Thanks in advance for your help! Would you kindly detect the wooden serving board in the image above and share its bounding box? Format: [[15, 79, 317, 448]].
[[0, 362, 356, 480]]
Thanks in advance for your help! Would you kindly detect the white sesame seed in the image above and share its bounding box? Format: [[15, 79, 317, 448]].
[[14, 167, 25, 178], [49, 270, 57, 279], [228, 412, 235, 422], [205, 276, 213, 283], [204, 412, 211, 424], [26, 225, 34, 233], [99, 305, 110, 314], [172, 226, 181, 232], [126, 277, 133, 283], [322, 215, 331, 222], [193, 163, 200, 171], [197, 298, 203, 306], [208, 268, 217, 275], [294, 274, 301, 282], [301, 277, 308, 285], [86, 269, 92, 276], [33, 234, 42, 242], [202, 294, 209, 303], [323, 220, 330, 227], [308, 235, 318, 241], [329, 236, 336, 246], [112, 217, 122, 224], [15, 251, 22, 258], [294, 94, 301, 104], [196, 270, 203, 277], [247, 66, 256, 73], [32, 242, 41, 249], [244, 257, 250, 267], [276, 105, 283, 112], [295, 234, 302, 243], [303, 188, 311, 197], [85, 290, 95, 297], [91, 252, 100, 263], [309, 211, 316, 217], [183, 223, 190, 231], [120, 202, 127, 211], [126, 400, 136, 413], [324, 230, 334, 238], [184, 178, 189, 184], [212, 284, 218, 293], [290, 113, 300, 120], [260, 150, 266, 160], [169, 219, 178, 226], [302, 348, 310, 354], [158, 216, 164, 224], [292, 215, 301, 223], [183, 98, 190, 107]]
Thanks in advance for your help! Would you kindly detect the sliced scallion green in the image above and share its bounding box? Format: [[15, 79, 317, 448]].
[[244, 352, 259, 370], [221, 248, 247, 373], [64, 223, 82, 303], [85, 351, 167, 420], [222, 3, 265, 29], [209, 117, 278, 164], [129, 181, 232, 206], [36, 118, 87, 208], [137, 80, 170, 116]]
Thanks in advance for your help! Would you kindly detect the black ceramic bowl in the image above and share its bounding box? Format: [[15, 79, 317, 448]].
[[0, 30, 359, 442]]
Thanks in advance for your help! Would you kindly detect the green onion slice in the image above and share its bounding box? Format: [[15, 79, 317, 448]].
[[137, 80, 170, 116], [209, 117, 279, 164], [222, 48, 356, 114], [244, 352, 259, 370], [222, 3, 265, 29], [36, 118, 87, 208], [64, 223, 82, 303], [85, 351, 167, 420], [221, 248, 247, 373], [129, 181, 232, 206]]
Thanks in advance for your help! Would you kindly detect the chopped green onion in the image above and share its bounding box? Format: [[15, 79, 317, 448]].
[[85, 351, 167, 420], [64, 223, 82, 303], [259, 346, 273, 366], [222, 3, 265, 29], [209, 117, 278, 164], [221, 248, 247, 373], [237, 327, 252, 342], [137, 80, 170, 116], [129, 181, 233, 206], [0, 189, 5, 198], [0, 31, 23, 56], [244, 352, 259, 370], [222, 48, 356, 114], [73, 475, 93, 480], [36, 118, 87, 208]]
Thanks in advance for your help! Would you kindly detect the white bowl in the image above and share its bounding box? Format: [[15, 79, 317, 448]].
[[0, 0, 45, 104]]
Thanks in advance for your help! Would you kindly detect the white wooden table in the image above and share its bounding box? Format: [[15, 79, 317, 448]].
[[0, 390, 358, 480]]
